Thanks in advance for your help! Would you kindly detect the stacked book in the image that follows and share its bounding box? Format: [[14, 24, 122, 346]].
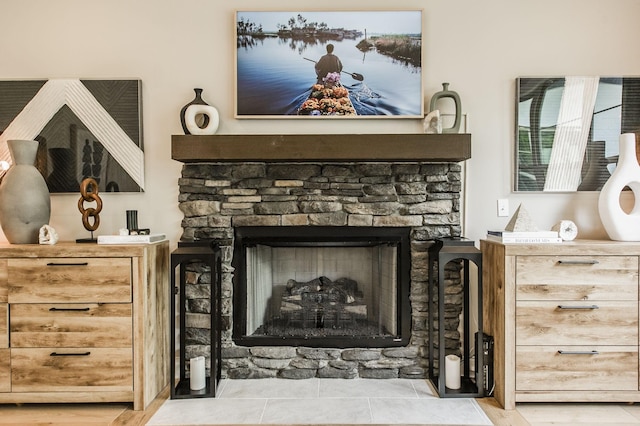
[[486, 230, 562, 244], [97, 233, 166, 244]]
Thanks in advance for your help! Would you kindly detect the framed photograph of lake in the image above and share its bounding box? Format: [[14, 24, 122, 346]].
[[235, 10, 423, 118]]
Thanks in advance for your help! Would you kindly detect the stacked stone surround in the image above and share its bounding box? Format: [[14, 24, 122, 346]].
[[178, 161, 464, 379]]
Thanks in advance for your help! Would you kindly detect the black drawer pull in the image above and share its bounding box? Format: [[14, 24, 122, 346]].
[[46, 262, 89, 267], [49, 307, 91, 312], [50, 351, 91, 357], [557, 305, 599, 310], [557, 350, 599, 355], [557, 260, 599, 265]]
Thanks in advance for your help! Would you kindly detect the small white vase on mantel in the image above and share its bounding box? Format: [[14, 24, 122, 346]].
[[598, 133, 640, 241]]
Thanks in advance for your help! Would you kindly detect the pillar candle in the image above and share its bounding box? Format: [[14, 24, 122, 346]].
[[190, 356, 206, 391], [445, 354, 461, 390]]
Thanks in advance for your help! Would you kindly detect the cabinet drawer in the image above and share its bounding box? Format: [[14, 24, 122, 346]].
[[516, 346, 638, 391], [11, 347, 133, 392], [0, 304, 6, 348], [0, 348, 9, 392], [10, 304, 132, 348], [516, 255, 638, 301], [516, 301, 638, 345], [8, 258, 131, 303]]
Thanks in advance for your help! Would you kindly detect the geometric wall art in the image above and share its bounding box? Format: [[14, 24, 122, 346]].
[[0, 79, 144, 192]]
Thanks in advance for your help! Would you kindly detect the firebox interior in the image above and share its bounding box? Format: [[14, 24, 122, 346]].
[[232, 226, 411, 348]]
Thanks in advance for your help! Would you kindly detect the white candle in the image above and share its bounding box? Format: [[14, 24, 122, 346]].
[[445, 354, 461, 389], [190, 356, 206, 391]]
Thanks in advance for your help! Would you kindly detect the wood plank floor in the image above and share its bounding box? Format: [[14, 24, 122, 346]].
[[0, 387, 640, 426], [0, 386, 168, 426], [4, 385, 640, 425], [0, 386, 527, 426], [15, 383, 640, 426]]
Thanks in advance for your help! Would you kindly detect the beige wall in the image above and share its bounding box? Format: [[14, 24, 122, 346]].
[[1, 0, 639, 246]]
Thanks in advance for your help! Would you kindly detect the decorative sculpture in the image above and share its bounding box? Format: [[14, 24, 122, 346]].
[[504, 203, 538, 232], [180, 88, 219, 135], [77, 177, 102, 243], [598, 133, 640, 240], [423, 110, 442, 134], [39, 224, 59, 245], [429, 82, 462, 134]]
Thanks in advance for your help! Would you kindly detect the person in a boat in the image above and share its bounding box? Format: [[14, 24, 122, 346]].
[[315, 43, 343, 84]]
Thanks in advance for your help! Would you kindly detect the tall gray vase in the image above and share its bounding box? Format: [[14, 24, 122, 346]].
[[0, 140, 51, 243]]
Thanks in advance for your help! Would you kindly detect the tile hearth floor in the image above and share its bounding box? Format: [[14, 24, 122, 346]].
[[146, 378, 492, 425]]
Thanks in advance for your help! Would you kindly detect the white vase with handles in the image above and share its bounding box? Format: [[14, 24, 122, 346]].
[[598, 133, 640, 241]]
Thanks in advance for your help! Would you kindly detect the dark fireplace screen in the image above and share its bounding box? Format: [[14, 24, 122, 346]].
[[232, 227, 411, 348]]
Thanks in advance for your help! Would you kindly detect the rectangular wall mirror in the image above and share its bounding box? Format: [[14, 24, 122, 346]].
[[515, 76, 640, 192]]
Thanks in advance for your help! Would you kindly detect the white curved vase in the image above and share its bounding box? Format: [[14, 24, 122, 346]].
[[598, 133, 640, 241], [185, 104, 219, 135]]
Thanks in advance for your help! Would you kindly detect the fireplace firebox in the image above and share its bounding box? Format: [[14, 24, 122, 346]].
[[232, 226, 411, 348]]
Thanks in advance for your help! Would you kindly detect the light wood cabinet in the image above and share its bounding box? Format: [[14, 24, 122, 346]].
[[0, 241, 169, 410], [0, 258, 9, 393], [481, 239, 640, 409]]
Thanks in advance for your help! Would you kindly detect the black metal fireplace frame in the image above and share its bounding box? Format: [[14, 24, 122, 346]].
[[232, 226, 412, 348]]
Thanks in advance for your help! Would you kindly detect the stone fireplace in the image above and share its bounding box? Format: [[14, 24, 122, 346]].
[[173, 133, 470, 380], [177, 151, 467, 380]]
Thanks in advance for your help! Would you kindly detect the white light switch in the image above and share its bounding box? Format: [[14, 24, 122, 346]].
[[497, 199, 509, 217]]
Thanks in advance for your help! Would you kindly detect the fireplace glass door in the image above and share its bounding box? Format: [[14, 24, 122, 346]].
[[232, 227, 411, 348]]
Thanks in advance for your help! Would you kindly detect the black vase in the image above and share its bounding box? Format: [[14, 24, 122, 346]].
[[180, 88, 210, 134]]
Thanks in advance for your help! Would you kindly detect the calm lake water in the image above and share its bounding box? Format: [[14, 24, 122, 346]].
[[236, 37, 422, 117]]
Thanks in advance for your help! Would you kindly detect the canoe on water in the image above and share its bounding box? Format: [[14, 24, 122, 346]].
[[297, 83, 357, 116]]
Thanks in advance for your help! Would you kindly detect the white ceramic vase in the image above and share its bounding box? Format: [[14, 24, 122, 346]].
[[598, 133, 640, 241], [0, 140, 51, 243], [185, 103, 219, 135], [180, 88, 219, 135]]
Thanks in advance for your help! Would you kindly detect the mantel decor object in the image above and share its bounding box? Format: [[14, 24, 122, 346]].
[[180, 88, 219, 135], [0, 139, 51, 244], [76, 177, 102, 243], [429, 83, 462, 133], [423, 110, 442, 134], [598, 133, 640, 241]]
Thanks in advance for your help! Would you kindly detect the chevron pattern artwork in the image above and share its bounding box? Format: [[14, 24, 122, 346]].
[[0, 79, 144, 193]]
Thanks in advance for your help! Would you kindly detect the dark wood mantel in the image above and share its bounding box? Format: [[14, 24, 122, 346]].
[[171, 133, 471, 163]]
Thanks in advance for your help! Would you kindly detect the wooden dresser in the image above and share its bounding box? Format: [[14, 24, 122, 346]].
[[0, 241, 169, 410], [481, 239, 640, 410]]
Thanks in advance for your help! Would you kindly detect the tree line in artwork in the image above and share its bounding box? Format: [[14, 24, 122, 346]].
[[237, 14, 362, 40], [237, 13, 420, 67]]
